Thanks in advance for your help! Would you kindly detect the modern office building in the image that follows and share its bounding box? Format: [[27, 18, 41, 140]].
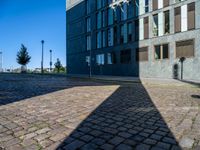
[[67, 0, 200, 80]]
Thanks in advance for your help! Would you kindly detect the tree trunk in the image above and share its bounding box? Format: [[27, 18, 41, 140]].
[[21, 65, 27, 73]]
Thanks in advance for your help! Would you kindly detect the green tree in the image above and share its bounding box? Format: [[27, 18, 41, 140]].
[[16, 44, 31, 73], [54, 58, 62, 73]]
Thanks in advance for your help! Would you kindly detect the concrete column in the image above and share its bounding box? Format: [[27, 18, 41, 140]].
[[170, 5, 174, 34], [196, 0, 200, 29]]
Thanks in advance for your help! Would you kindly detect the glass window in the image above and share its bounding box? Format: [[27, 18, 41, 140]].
[[97, 12, 102, 29], [135, 20, 139, 41], [97, 0, 102, 9], [96, 54, 104, 65], [120, 49, 131, 64], [145, 0, 149, 13], [86, 56, 90, 66], [97, 32, 102, 48], [135, 0, 139, 16], [108, 8, 114, 25], [153, 14, 158, 36], [154, 44, 169, 60], [87, 35, 91, 50], [102, 10, 106, 27], [86, 17, 91, 32], [155, 45, 161, 60], [86, 0, 91, 14], [107, 52, 116, 64], [121, 3, 127, 21], [102, 0, 107, 7], [108, 0, 112, 5], [102, 31, 106, 47], [108, 28, 114, 46], [128, 1, 134, 19], [128, 22, 132, 42], [120, 25, 124, 44], [163, 44, 169, 59], [164, 10, 170, 34]]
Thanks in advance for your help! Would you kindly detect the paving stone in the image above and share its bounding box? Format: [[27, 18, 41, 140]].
[[139, 132, 149, 138], [116, 144, 132, 150], [118, 132, 132, 138], [171, 145, 182, 150], [21, 139, 37, 147], [103, 128, 118, 134], [179, 137, 194, 149], [151, 146, 166, 150], [131, 135, 145, 142], [123, 139, 137, 146], [162, 137, 177, 144], [78, 127, 92, 133], [150, 134, 162, 141], [23, 132, 37, 140], [0, 135, 14, 142], [135, 144, 151, 150], [6, 144, 24, 150], [156, 142, 171, 149], [100, 143, 114, 150], [80, 143, 98, 150], [155, 131, 167, 136], [80, 135, 94, 142], [39, 139, 53, 148], [24, 144, 40, 150], [63, 140, 85, 150], [0, 74, 199, 150], [2, 138, 21, 148], [49, 133, 66, 142], [34, 133, 50, 142], [91, 138, 105, 146], [109, 136, 125, 145], [143, 138, 157, 145], [35, 127, 51, 134], [89, 130, 102, 137], [63, 137, 75, 144], [128, 129, 139, 135]]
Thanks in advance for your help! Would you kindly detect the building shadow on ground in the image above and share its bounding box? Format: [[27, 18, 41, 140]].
[[57, 83, 181, 150], [0, 73, 111, 106]]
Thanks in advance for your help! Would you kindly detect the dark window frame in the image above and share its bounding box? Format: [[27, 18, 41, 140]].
[[120, 49, 131, 64]]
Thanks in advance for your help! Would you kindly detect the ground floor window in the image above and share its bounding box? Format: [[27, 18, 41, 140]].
[[136, 47, 148, 62], [86, 56, 90, 66], [176, 39, 194, 58], [96, 54, 104, 65], [107, 52, 116, 64], [120, 49, 131, 64], [154, 44, 169, 60]]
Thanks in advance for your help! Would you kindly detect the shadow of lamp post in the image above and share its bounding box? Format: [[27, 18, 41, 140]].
[[179, 57, 186, 80]]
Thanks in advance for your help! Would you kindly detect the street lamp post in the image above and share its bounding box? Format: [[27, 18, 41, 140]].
[[0, 51, 2, 72], [49, 50, 52, 72], [41, 40, 44, 74]]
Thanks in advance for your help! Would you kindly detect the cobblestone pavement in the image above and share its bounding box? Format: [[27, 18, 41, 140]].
[[0, 74, 200, 150]]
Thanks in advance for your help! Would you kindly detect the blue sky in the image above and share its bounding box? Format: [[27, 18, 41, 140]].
[[0, 0, 66, 69]]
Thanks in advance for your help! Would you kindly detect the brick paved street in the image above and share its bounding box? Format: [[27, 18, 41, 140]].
[[0, 74, 200, 150]]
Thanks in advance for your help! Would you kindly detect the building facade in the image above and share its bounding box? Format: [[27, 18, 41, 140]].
[[67, 0, 200, 81]]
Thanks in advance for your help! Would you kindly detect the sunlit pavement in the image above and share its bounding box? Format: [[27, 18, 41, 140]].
[[0, 74, 200, 150]]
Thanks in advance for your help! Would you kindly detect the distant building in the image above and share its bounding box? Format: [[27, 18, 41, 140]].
[[67, 0, 200, 81]]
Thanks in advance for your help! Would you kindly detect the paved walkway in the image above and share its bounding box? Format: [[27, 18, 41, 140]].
[[0, 74, 200, 150]]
